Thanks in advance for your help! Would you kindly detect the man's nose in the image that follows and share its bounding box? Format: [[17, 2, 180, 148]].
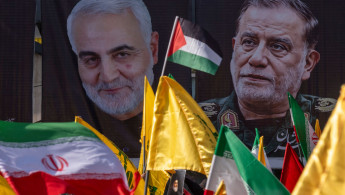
[[248, 43, 268, 67], [99, 59, 120, 82]]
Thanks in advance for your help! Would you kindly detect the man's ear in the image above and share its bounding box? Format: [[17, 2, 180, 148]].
[[150, 31, 159, 65], [301, 49, 320, 81]]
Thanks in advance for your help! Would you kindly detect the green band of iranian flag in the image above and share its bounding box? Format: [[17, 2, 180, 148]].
[[204, 126, 289, 195], [167, 17, 222, 75], [0, 121, 131, 195], [288, 93, 318, 162]]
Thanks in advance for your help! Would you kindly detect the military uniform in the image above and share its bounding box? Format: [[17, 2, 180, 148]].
[[199, 92, 336, 177]]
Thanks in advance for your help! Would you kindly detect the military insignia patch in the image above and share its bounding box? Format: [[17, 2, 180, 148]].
[[220, 109, 239, 129], [199, 102, 220, 121], [315, 98, 336, 112]]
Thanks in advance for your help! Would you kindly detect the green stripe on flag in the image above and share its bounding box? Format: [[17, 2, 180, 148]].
[[0, 121, 98, 142], [167, 50, 219, 75], [288, 93, 309, 161], [220, 126, 289, 195]]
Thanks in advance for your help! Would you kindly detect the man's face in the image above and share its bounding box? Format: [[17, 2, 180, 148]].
[[231, 6, 311, 106], [72, 11, 158, 118]]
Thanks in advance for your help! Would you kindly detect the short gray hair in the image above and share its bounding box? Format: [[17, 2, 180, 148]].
[[236, 0, 319, 49], [67, 0, 152, 53]]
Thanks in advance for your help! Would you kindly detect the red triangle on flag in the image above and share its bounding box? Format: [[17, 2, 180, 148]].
[[167, 20, 187, 57], [280, 143, 304, 193]]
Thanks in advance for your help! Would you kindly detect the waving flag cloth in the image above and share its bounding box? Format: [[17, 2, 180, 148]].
[[288, 92, 318, 162], [0, 120, 138, 195], [251, 128, 272, 172], [166, 17, 222, 75], [280, 143, 303, 193], [75, 116, 142, 195], [146, 76, 218, 176], [292, 85, 345, 195], [138, 77, 170, 195], [204, 126, 289, 195]]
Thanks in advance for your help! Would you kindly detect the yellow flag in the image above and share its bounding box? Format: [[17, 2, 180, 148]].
[[138, 77, 170, 195], [139, 76, 155, 173], [315, 118, 322, 138], [0, 175, 15, 195], [292, 84, 345, 195], [146, 76, 218, 176], [75, 116, 145, 195], [258, 136, 266, 167]]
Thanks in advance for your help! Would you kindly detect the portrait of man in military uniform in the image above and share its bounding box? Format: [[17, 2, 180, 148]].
[[199, 0, 336, 177]]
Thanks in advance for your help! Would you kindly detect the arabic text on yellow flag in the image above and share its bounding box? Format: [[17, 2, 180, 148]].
[[75, 116, 144, 195], [292, 84, 345, 195], [0, 175, 15, 195], [146, 76, 218, 176], [138, 77, 170, 195]]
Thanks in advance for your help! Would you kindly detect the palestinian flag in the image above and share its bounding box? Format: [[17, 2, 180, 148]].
[[288, 93, 318, 162], [0, 120, 138, 195], [167, 17, 223, 75], [204, 126, 289, 195]]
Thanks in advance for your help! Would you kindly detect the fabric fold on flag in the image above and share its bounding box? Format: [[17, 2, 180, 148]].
[[204, 125, 289, 195], [0, 120, 133, 195], [75, 116, 142, 195], [138, 77, 170, 195], [146, 76, 218, 176], [167, 17, 223, 75], [280, 143, 303, 193], [292, 85, 345, 195]]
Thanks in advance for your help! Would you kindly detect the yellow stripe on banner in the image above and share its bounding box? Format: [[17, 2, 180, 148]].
[[75, 116, 145, 195], [258, 136, 266, 167], [0, 175, 16, 195]]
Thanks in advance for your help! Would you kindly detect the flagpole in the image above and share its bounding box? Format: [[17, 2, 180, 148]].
[[144, 170, 150, 195], [161, 16, 179, 77], [143, 134, 150, 195]]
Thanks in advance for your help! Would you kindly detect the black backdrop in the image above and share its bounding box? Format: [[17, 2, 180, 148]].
[[1, 0, 344, 155]]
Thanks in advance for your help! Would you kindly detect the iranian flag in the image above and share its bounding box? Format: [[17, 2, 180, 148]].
[[0, 120, 138, 195], [166, 17, 223, 75], [288, 93, 318, 162], [204, 126, 289, 195]]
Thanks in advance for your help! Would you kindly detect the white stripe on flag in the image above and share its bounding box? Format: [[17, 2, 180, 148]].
[[180, 36, 222, 66], [0, 138, 126, 183], [206, 155, 247, 195]]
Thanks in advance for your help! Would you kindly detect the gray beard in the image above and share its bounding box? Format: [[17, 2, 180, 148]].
[[82, 64, 154, 116], [231, 63, 304, 107]]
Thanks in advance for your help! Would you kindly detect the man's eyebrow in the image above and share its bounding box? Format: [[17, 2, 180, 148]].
[[270, 37, 293, 47], [241, 32, 257, 39], [107, 45, 136, 55], [78, 51, 98, 59]]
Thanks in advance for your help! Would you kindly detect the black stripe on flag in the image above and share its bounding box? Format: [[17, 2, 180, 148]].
[[179, 18, 223, 58]]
